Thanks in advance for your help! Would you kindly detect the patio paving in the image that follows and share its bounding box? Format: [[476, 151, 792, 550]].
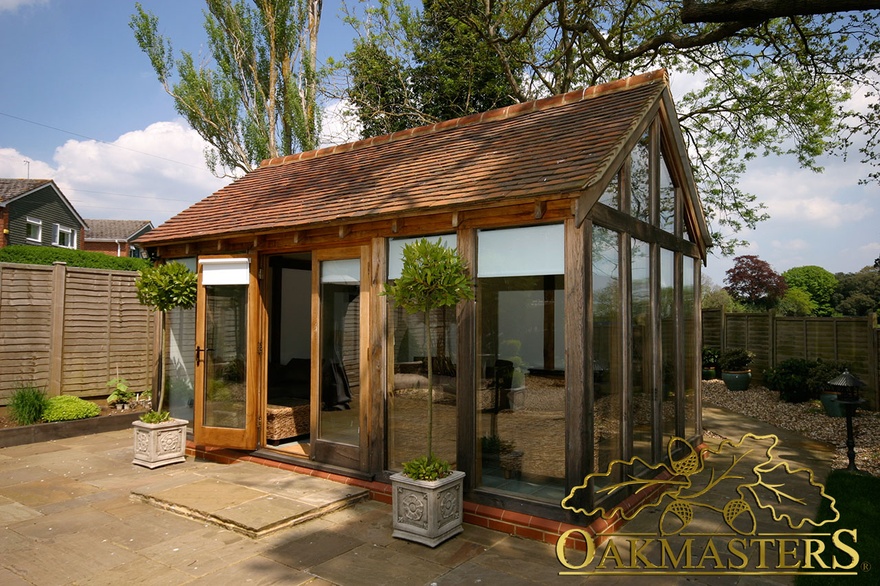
[[0, 406, 845, 585]]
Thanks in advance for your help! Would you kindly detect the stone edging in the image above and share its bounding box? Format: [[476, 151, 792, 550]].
[[0, 411, 141, 448]]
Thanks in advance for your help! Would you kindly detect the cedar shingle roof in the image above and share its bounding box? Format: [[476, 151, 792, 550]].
[[141, 70, 671, 246], [0, 179, 54, 204], [84, 219, 153, 241]]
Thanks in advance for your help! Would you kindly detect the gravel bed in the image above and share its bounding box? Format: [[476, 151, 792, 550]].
[[703, 380, 880, 476]]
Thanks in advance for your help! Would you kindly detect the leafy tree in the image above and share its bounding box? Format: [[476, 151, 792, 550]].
[[834, 266, 880, 316], [777, 287, 817, 317], [701, 276, 745, 312], [724, 255, 786, 310], [130, 0, 322, 176], [337, 1, 880, 255], [782, 265, 838, 316], [339, 0, 523, 137]]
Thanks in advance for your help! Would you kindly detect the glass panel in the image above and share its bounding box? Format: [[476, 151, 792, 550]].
[[684, 258, 697, 436], [592, 225, 621, 492], [478, 224, 564, 277], [477, 225, 565, 503], [166, 305, 195, 424], [659, 151, 676, 233], [598, 171, 620, 209], [319, 259, 360, 446], [660, 248, 676, 448], [387, 305, 458, 470], [631, 239, 652, 467], [203, 284, 248, 429], [630, 132, 650, 223]]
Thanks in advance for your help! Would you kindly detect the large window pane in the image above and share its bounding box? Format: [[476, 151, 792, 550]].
[[684, 258, 697, 437], [592, 225, 621, 493], [659, 151, 676, 233], [599, 171, 620, 209], [661, 248, 676, 447], [386, 238, 458, 470], [631, 239, 652, 466], [203, 284, 248, 429], [477, 225, 565, 503]]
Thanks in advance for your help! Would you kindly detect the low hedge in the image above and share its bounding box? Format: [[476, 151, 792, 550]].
[[0, 245, 149, 272], [765, 358, 851, 403]]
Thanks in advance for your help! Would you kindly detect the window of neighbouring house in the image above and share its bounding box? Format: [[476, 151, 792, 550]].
[[476, 224, 565, 503], [386, 235, 459, 472], [52, 224, 76, 249], [26, 217, 42, 242]]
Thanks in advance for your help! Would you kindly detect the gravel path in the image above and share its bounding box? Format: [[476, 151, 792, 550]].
[[703, 379, 880, 476]]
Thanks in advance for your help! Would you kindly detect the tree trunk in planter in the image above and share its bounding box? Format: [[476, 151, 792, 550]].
[[132, 418, 188, 469], [391, 470, 465, 547], [721, 370, 751, 391]]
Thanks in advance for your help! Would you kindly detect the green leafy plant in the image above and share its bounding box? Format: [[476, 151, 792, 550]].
[[382, 238, 475, 477], [139, 410, 171, 424], [42, 396, 101, 422], [8, 385, 49, 425], [402, 454, 451, 482], [135, 261, 197, 415], [702, 347, 720, 368], [765, 358, 814, 403], [106, 377, 134, 406], [719, 348, 754, 372]]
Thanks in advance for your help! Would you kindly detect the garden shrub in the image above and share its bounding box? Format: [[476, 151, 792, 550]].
[[42, 396, 101, 422], [765, 359, 813, 403], [0, 245, 149, 272], [8, 385, 49, 425], [766, 358, 852, 403]]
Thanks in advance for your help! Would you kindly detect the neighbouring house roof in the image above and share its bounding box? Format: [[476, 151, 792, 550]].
[[0, 178, 86, 228], [140, 70, 710, 253], [84, 219, 154, 242]]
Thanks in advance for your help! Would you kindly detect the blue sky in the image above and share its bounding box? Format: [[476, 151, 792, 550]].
[[0, 0, 877, 285]]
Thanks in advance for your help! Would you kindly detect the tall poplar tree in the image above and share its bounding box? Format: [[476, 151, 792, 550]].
[[131, 0, 322, 177]]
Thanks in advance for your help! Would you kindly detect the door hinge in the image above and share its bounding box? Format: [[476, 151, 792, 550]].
[[258, 342, 263, 355]]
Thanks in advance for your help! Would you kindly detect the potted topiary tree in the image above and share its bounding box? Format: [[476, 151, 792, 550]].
[[719, 347, 754, 391], [382, 238, 475, 547], [133, 261, 196, 468], [702, 347, 720, 380]]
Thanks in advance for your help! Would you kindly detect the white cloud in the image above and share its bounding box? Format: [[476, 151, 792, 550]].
[[0, 0, 47, 12], [319, 99, 361, 147], [1, 121, 230, 227]]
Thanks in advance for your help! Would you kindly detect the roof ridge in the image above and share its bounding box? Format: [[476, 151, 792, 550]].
[[260, 69, 668, 169]]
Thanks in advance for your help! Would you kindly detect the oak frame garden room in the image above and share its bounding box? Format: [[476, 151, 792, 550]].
[[139, 70, 710, 523]]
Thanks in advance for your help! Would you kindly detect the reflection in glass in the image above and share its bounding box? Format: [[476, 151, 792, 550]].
[[204, 285, 247, 429], [630, 132, 650, 223], [661, 248, 676, 447], [684, 259, 697, 436], [659, 151, 676, 233], [319, 259, 360, 446], [598, 172, 620, 209], [166, 306, 195, 424], [592, 225, 621, 492], [631, 239, 652, 467], [387, 304, 458, 470], [477, 225, 565, 503]]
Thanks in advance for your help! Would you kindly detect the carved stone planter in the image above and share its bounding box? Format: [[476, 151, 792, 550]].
[[391, 470, 465, 547], [132, 418, 188, 469]]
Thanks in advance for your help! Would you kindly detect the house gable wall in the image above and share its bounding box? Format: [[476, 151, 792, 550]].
[[6, 186, 84, 248]]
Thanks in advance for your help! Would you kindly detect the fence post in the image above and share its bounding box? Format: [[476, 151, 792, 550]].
[[869, 312, 878, 409], [768, 309, 776, 369], [48, 261, 67, 396]]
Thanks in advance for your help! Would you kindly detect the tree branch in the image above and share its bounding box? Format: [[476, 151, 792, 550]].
[[682, 0, 880, 24]]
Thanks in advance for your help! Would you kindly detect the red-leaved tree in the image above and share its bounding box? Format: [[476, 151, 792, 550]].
[[724, 255, 787, 310]]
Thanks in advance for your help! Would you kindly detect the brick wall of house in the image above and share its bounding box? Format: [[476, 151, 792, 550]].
[[83, 241, 122, 256]]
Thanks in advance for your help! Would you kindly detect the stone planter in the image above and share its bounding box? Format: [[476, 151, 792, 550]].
[[391, 470, 465, 547], [721, 370, 751, 391], [132, 418, 188, 469]]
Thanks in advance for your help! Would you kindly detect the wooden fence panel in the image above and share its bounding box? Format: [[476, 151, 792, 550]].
[[703, 309, 879, 408], [0, 262, 155, 405]]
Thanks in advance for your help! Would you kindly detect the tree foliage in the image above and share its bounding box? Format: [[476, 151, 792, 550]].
[[337, 0, 880, 255], [135, 262, 198, 313], [777, 287, 817, 317], [130, 0, 322, 176], [834, 266, 880, 316], [339, 0, 523, 137], [724, 255, 787, 309], [782, 265, 838, 316]]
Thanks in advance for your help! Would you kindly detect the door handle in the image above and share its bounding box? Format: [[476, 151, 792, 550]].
[[195, 346, 212, 367]]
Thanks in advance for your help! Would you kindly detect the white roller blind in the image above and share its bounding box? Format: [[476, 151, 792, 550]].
[[200, 258, 250, 285], [321, 258, 360, 284], [478, 224, 564, 277], [387, 234, 458, 280]]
